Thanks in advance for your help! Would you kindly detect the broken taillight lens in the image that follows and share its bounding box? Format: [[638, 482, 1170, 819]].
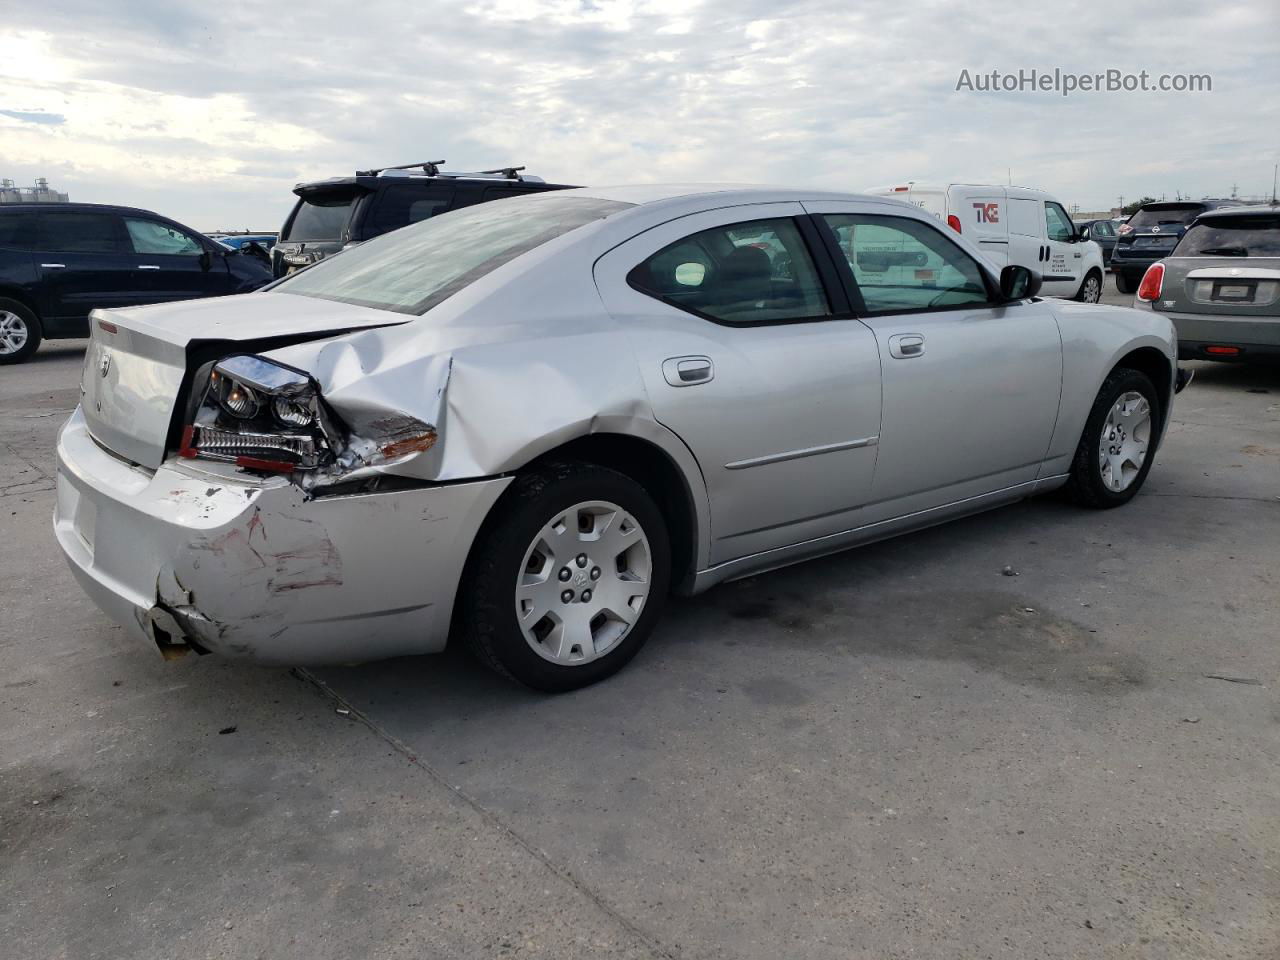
[[179, 355, 336, 473]]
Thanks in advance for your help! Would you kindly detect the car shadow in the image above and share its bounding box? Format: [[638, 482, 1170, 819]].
[[1182, 359, 1280, 391], [31, 339, 89, 364], [311, 492, 1151, 740]]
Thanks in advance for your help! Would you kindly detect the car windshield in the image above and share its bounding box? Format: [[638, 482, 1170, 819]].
[[284, 191, 358, 241], [274, 194, 632, 314], [1174, 216, 1280, 257], [1127, 205, 1203, 229]]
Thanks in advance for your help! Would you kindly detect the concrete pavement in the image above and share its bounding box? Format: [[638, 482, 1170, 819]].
[[3, 279, 1277, 958]]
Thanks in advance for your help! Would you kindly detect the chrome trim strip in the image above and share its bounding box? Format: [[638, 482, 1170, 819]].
[[724, 435, 879, 471]]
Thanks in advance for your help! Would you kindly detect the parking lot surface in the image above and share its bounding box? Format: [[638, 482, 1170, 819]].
[[3, 279, 1278, 959]]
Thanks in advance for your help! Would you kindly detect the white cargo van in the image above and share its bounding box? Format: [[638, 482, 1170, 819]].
[[864, 182, 1105, 302]]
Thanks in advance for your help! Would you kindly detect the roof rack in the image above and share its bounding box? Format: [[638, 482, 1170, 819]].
[[480, 166, 526, 180], [356, 160, 447, 177]]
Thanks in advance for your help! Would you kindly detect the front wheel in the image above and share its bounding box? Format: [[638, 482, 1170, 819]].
[[1064, 368, 1160, 508], [458, 461, 670, 691], [1074, 270, 1103, 303]]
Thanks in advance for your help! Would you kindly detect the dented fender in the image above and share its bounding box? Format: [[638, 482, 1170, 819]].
[[264, 314, 714, 574]]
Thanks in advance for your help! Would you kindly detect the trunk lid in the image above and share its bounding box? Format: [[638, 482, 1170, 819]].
[[1155, 258, 1280, 315], [80, 292, 409, 469]]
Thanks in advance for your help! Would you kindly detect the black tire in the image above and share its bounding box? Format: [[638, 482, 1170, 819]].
[[0, 297, 42, 365], [458, 460, 671, 692], [1074, 269, 1103, 303], [1063, 368, 1160, 509], [1114, 272, 1136, 295]]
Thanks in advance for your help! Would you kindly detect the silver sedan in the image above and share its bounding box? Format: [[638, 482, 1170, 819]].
[[55, 186, 1182, 690]]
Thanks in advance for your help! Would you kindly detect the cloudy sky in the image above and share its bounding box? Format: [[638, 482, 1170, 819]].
[[2, 0, 1277, 230]]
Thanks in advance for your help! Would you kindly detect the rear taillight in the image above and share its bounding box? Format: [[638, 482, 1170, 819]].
[[1205, 345, 1240, 356], [180, 355, 338, 474], [1118, 223, 1134, 235], [946, 214, 962, 234], [1136, 263, 1165, 301], [178, 354, 438, 483]]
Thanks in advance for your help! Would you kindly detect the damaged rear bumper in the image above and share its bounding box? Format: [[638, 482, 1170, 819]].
[[54, 407, 510, 664]]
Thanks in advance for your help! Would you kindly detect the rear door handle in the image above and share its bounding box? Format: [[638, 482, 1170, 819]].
[[41, 263, 66, 269], [138, 265, 161, 270], [888, 334, 925, 359], [662, 355, 714, 386]]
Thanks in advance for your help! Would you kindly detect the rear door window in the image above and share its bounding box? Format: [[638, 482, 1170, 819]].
[[124, 218, 204, 255], [482, 186, 529, 202], [0, 211, 35, 249], [284, 192, 357, 241], [365, 186, 455, 237], [36, 211, 125, 253], [629, 217, 829, 325]]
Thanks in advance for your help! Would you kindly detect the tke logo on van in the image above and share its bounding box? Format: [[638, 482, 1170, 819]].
[[972, 202, 1000, 224]]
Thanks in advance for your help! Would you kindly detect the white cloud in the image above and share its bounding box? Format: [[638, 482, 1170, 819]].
[[0, 0, 1276, 229]]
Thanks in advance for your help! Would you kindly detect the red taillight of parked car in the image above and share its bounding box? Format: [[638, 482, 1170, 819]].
[[946, 214, 962, 234], [1205, 345, 1240, 356], [1136, 263, 1165, 301], [1118, 223, 1134, 235]]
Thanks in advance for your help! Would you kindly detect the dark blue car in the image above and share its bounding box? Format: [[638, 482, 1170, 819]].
[[0, 202, 273, 364]]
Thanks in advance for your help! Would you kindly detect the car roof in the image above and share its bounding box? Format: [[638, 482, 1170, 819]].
[[1192, 203, 1280, 221], [566, 183, 901, 209], [293, 174, 573, 194], [0, 201, 173, 219]]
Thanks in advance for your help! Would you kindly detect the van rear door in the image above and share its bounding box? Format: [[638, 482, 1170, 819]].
[[948, 186, 1008, 267]]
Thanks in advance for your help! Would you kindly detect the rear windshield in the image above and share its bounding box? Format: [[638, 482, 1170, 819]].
[[1174, 216, 1280, 257], [1127, 205, 1203, 230], [274, 193, 632, 314], [283, 191, 357, 241]]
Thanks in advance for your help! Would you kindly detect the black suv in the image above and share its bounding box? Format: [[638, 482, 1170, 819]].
[[1111, 199, 1256, 293], [272, 161, 575, 278], [0, 202, 273, 364]]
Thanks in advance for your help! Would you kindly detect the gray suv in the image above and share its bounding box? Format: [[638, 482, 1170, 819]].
[[1133, 204, 1280, 362]]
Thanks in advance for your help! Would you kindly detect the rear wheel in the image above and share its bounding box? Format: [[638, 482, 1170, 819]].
[[1114, 272, 1135, 295], [1064, 368, 1160, 508], [458, 461, 670, 691], [0, 298, 41, 365], [1074, 270, 1103, 303]]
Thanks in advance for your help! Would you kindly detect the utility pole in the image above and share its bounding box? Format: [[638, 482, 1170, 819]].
[[1272, 164, 1277, 204]]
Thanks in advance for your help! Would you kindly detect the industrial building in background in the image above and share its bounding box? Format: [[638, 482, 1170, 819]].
[[1, 177, 69, 203]]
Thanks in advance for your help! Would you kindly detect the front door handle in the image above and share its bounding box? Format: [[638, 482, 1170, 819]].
[[888, 333, 925, 359], [41, 263, 66, 269], [138, 265, 161, 270], [662, 355, 714, 387]]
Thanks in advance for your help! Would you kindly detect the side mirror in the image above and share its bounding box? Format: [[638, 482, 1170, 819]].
[[1000, 264, 1042, 301], [198, 250, 212, 272], [1077, 226, 1091, 240]]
